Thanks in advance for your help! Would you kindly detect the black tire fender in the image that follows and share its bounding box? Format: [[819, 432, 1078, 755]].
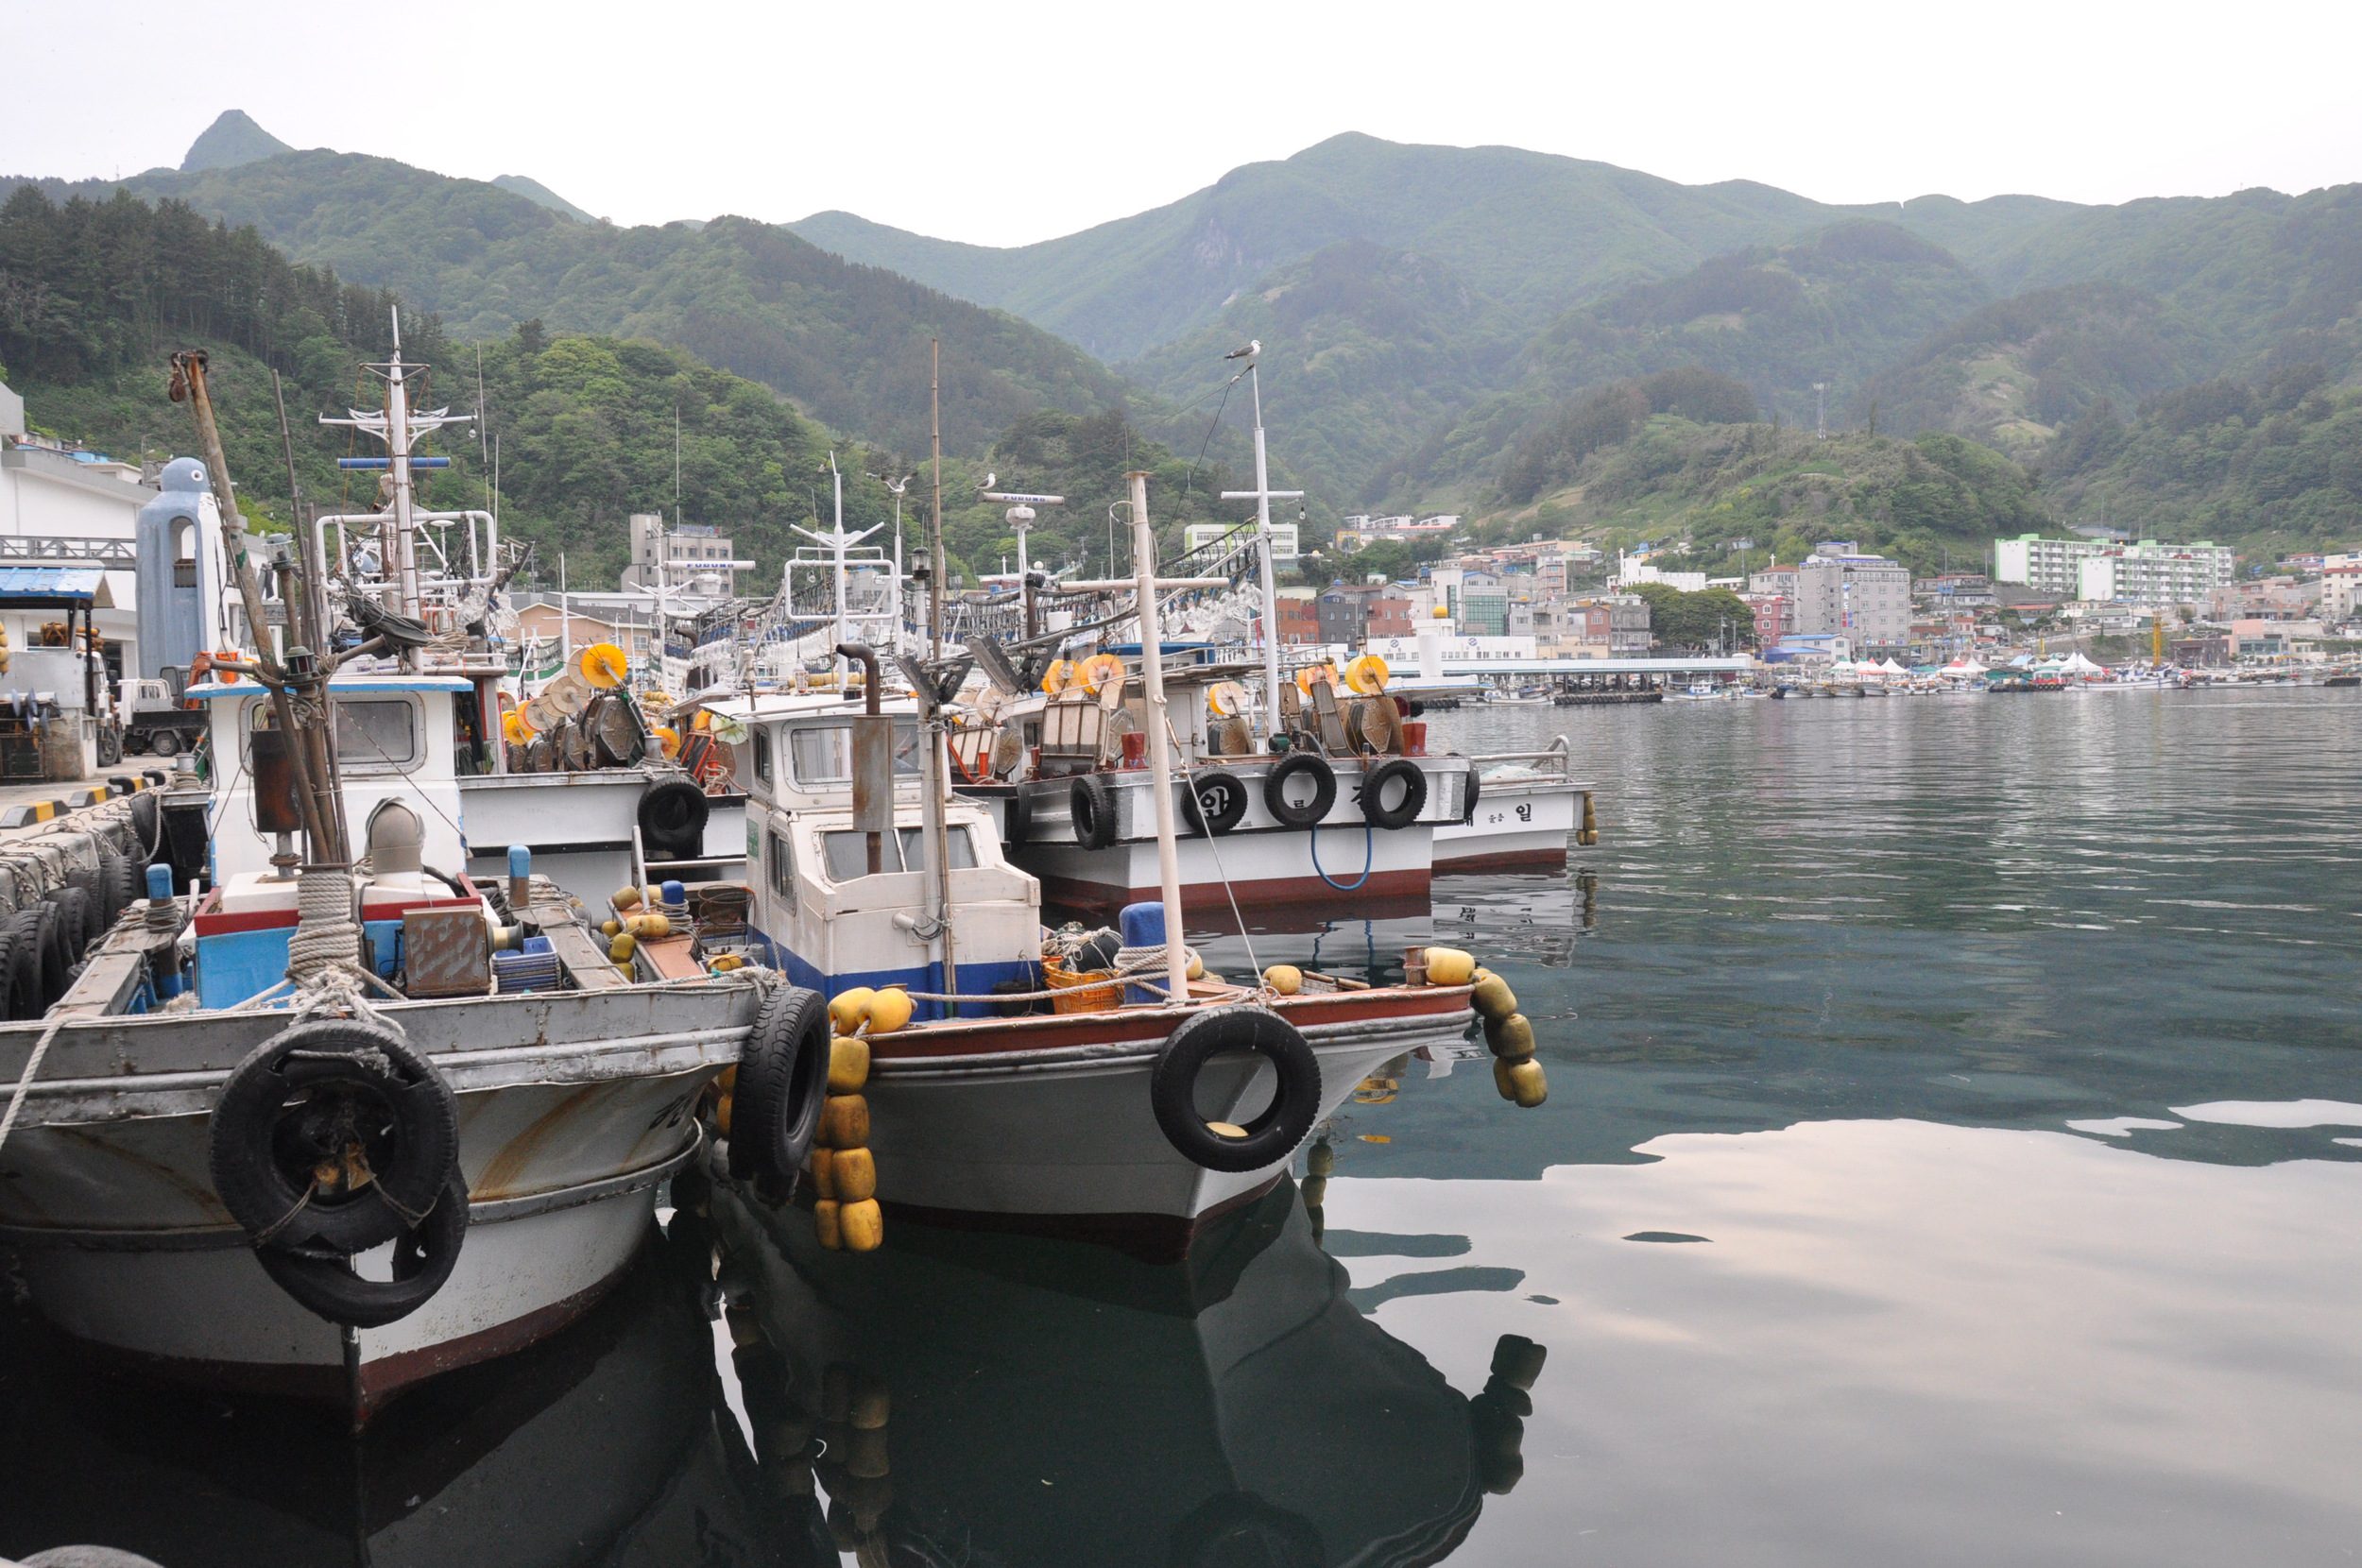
[[209, 1020, 461, 1257], [1360, 758, 1429, 831], [1149, 1005, 1323, 1174], [1181, 769, 1250, 837], [1070, 772, 1121, 851], [1460, 757, 1482, 826], [128, 791, 162, 862], [2, 909, 49, 1019], [639, 776, 710, 859], [43, 886, 94, 969], [1261, 753, 1337, 830], [727, 985, 832, 1185], [254, 1168, 469, 1328]]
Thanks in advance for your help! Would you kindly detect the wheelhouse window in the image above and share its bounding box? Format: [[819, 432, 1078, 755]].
[[789, 722, 922, 788], [820, 827, 978, 881], [770, 830, 796, 904], [753, 727, 773, 783], [332, 697, 419, 772]]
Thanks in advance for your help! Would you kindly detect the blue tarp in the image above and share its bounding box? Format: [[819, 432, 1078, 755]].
[[0, 567, 105, 604]]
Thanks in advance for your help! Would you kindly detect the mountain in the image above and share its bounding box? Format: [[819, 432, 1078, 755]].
[[1858, 282, 2220, 459], [796, 133, 1884, 365], [490, 174, 595, 224], [180, 110, 291, 173], [0, 184, 903, 588], [2, 115, 1133, 458]]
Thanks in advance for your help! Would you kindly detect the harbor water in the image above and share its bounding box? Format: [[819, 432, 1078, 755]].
[[3, 688, 2356, 1566]]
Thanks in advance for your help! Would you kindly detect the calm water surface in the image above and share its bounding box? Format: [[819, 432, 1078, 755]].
[[3, 690, 2355, 1566]]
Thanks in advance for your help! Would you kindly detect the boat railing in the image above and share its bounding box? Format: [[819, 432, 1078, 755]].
[[1458, 736, 1576, 781]]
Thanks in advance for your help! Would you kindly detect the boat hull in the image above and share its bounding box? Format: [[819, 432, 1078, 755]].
[[0, 984, 759, 1414], [843, 987, 1472, 1258], [459, 771, 745, 905], [1432, 777, 1580, 871]]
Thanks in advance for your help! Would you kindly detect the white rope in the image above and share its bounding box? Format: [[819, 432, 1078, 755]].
[[0, 1011, 73, 1158]]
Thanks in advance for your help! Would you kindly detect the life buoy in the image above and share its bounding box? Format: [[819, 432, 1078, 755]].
[[1359, 758, 1429, 830], [639, 776, 710, 860], [1261, 753, 1336, 829], [1182, 768, 1249, 836], [1149, 1005, 1323, 1173], [209, 1020, 461, 1257], [255, 1168, 469, 1328], [727, 984, 832, 1187], [1070, 772, 1121, 851]]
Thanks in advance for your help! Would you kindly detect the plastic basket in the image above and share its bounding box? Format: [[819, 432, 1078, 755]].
[[1045, 959, 1121, 1014]]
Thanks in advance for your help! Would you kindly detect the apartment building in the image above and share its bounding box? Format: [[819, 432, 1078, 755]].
[[1994, 534, 2234, 606], [1794, 542, 1912, 650]]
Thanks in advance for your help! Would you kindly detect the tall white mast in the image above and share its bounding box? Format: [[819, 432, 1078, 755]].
[[1127, 470, 1190, 1003], [791, 451, 880, 679], [1219, 346, 1302, 731]]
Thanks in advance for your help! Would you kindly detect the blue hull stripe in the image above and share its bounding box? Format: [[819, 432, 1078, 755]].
[[743, 929, 1036, 1021]]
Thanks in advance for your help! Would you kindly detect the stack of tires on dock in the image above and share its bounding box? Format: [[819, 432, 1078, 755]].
[[0, 788, 187, 1020]]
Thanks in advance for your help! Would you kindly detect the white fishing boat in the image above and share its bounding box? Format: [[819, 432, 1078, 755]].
[[715, 469, 1511, 1253], [0, 340, 790, 1423], [1431, 737, 1597, 872]]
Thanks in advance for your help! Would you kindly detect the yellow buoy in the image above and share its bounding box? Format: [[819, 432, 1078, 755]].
[[829, 1036, 870, 1094], [1263, 964, 1303, 995], [1485, 1013, 1536, 1060], [1506, 1059, 1548, 1108], [820, 1094, 870, 1149], [809, 1147, 836, 1199], [864, 986, 914, 1035], [608, 932, 637, 963], [1471, 973, 1518, 1022], [832, 1146, 878, 1202], [628, 912, 672, 940], [840, 1198, 884, 1253], [613, 885, 643, 911], [1345, 653, 1391, 694], [712, 1089, 732, 1138], [1186, 951, 1206, 981], [576, 642, 630, 690], [600, 918, 621, 937], [1492, 1058, 1519, 1101], [829, 988, 877, 1035], [814, 1199, 842, 1250], [1424, 947, 1476, 986]]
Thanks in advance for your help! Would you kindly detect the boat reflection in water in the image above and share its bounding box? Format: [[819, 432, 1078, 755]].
[[710, 1176, 1543, 1567], [0, 1214, 828, 1568]]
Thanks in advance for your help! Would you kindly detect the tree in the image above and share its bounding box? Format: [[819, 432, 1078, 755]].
[[1628, 583, 1757, 650]]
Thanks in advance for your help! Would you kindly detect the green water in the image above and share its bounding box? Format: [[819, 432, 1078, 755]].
[[2, 690, 2354, 1566]]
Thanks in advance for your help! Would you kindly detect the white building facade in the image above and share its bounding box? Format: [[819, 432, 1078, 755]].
[[1995, 533, 2234, 606], [1792, 543, 1911, 649]]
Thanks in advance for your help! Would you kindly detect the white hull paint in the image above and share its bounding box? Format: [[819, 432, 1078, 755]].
[[460, 771, 745, 904], [864, 1007, 1458, 1234], [0, 985, 755, 1407], [1433, 777, 1581, 870]]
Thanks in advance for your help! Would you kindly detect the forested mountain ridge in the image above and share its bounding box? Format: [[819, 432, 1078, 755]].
[[0, 185, 912, 589], [1, 115, 1132, 457]]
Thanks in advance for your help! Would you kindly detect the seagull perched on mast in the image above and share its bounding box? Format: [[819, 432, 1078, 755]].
[[1224, 340, 1260, 361]]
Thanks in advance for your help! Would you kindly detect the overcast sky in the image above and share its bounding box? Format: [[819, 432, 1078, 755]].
[[8, 0, 2358, 247]]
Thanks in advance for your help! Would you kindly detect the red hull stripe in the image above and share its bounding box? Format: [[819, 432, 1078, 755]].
[[870, 982, 1473, 1060], [1036, 866, 1429, 914], [1430, 848, 1568, 874]]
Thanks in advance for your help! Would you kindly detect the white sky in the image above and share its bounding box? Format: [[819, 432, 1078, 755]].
[[7, 0, 2358, 247]]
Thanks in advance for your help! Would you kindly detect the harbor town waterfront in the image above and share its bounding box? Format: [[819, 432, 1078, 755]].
[[3, 687, 2356, 1565]]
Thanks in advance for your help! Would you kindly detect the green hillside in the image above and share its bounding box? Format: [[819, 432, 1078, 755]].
[[490, 174, 596, 224], [0, 186, 907, 589], [2041, 366, 2362, 554], [1475, 407, 2049, 579], [179, 110, 290, 173], [2, 115, 1131, 458]]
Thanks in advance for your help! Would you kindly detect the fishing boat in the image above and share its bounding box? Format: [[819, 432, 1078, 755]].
[[1431, 736, 1597, 872], [714, 469, 1511, 1254], [0, 339, 777, 1421]]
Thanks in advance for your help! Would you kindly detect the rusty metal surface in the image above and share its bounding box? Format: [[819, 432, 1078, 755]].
[[403, 905, 493, 997], [848, 712, 895, 834]]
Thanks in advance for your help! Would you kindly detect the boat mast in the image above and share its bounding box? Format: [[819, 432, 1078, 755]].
[[1126, 470, 1190, 1003], [1219, 347, 1303, 732], [923, 340, 956, 996]]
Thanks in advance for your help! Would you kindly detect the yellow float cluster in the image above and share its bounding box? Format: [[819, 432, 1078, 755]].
[[1421, 947, 1547, 1108], [811, 984, 914, 1253]]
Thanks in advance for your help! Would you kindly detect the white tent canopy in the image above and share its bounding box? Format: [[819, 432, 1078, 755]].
[[1942, 657, 1990, 677], [2058, 651, 2104, 673]]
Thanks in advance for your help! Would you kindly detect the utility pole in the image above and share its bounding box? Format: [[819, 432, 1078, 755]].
[[1218, 347, 1304, 732]]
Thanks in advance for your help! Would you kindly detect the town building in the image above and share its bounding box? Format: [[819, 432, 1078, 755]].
[[622, 513, 750, 597], [1272, 588, 1321, 646], [1793, 542, 1911, 650], [1741, 592, 1795, 646], [2320, 554, 2362, 623], [1183, 520, 1302, 567], [1333, 514, 1458, 554], [0, 382, 156, 687], [1994, 533, 2234, 606], [1912, 573, 1996, 609]]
